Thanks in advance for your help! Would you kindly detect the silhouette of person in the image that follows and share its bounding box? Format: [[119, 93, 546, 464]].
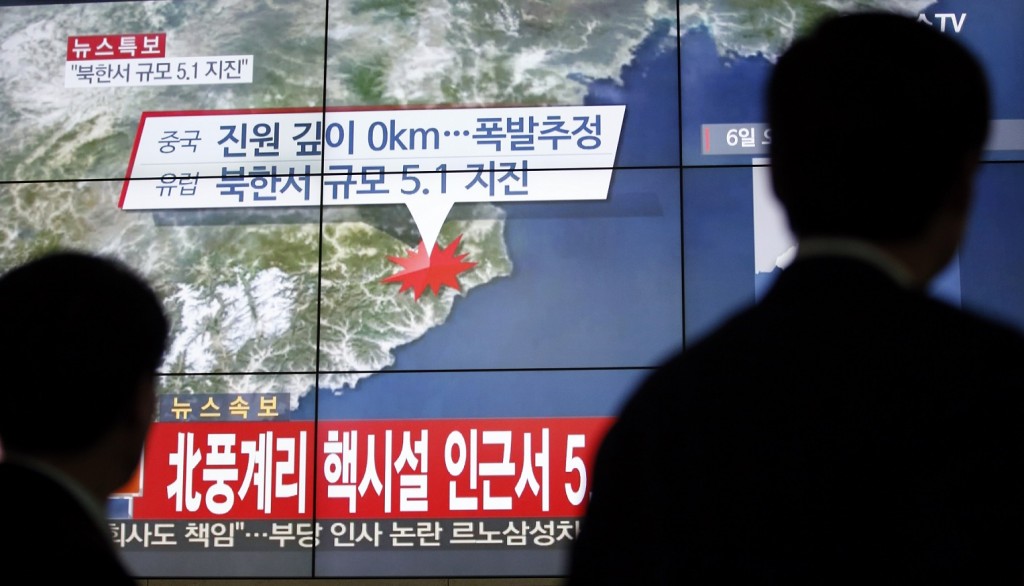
[[0, 251, 169, 583], [568, 12, 1024, 585]]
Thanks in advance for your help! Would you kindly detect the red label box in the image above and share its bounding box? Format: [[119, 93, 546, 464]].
[[67, 33, 166, 61]]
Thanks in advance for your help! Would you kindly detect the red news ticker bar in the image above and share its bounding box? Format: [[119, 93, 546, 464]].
[[67, 33, 166, 61], [132, 417, 614, 521]]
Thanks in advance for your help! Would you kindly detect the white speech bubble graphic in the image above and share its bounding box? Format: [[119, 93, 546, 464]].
[[406, 200, 453, 257], [121, 105, 625, 255]]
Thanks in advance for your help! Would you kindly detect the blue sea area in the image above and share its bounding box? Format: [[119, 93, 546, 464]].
[[310, 24, 683, 421], [681, 1, 1024, 164], [680, 25, 771, 165]]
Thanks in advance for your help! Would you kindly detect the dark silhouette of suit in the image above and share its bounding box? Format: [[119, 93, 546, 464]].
[[568, 255, 1024, 584], [0, 460, 138, 584]]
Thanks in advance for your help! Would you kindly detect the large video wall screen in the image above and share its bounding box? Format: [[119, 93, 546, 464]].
[[0, 0, 1021, 578]]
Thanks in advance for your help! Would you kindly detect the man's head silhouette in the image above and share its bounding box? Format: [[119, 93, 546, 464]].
[[767, 12, 990, 284], [0, 250, 169, 494]]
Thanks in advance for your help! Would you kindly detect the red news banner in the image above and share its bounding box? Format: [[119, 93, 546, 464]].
[[134, 417, 613, 520], [67, 33, 166, 61]]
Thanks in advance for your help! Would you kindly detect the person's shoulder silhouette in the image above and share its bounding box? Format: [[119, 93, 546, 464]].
[[0, 250, 169, 583], [568, 11, 1024, 586]]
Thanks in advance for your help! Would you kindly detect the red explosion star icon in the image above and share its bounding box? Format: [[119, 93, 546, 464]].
[[382, 235, 477, 299]]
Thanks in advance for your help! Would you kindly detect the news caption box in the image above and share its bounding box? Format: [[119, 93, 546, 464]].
[[121, 105, 624, 253], [120, 105, 624, 208], [64, 31, 253, 87]]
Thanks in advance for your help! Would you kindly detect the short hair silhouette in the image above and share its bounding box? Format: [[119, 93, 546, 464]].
[[0, 250, 169, 455], [768, 12, 990, 241], [567, 11, 1024, 586]]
